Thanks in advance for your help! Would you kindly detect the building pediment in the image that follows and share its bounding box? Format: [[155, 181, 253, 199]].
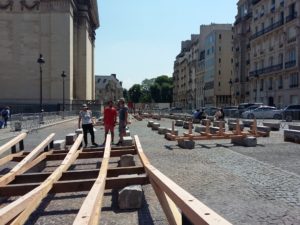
[[76, 0, 99, 29]]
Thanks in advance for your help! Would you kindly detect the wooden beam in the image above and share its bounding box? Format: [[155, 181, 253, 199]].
[[73, 134, 111, 225], [0, 134, 83, 225], [134, 135, 232, 225], [0, 151, 24, 166], [0, 133, 27, 157], [12, 166, 145, 184], [0, 133, 55, 186]]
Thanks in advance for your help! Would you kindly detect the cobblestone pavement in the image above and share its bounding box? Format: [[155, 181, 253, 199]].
[[1, 116, 300, 224]]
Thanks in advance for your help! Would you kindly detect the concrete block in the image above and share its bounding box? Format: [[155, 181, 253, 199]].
[[53, 139, 66, 150], [231, 136, 257, 147], [177, 139, 195, 149], [75, 128, 83, 135], [284, 129, 300, 143], [147, 121, 154, 127], [152, 122, 160, 130], [257, 126, 271, 134], [158, 127, 167, 135], [14, 121, 22, 131], [201, 119, 211, 126], [183, 122, 193, 129], [125, 129, 131, 136], [242, 120, 254, 127], [66, 133, 76, 145], [207, 116, 215, 122], [166, 128, 178, 135], [118, 184, 143, 209], [193, 118, 201, 124], [118, 154, 135, 167], [228, 123, 244, 131], [175, 120, 184, 126], [262, 122, 280, 131], [210, 126, 224, 134], [288, 125, 300, 130], [122, 136, 133, 146], [194, 126, 206, 133], [213, 121, 225, 128]]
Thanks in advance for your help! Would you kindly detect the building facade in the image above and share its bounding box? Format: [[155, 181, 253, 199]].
[[173, 24, 234, 109], [234, 0, 300, 107], [95, 74, 123, 104], [0, 0, 99, 110]]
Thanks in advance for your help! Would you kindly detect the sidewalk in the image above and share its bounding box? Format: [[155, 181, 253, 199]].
[[0, 117, 78, 142]]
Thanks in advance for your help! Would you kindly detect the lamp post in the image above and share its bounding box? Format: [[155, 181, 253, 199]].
[[61, 71, 67, 119], [37, 54, 45, 123], [229, 78, 233, 106]]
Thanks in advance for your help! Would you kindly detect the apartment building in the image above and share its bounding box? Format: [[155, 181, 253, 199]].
[[234, 0, 300, 107], [173, 24, 234, 109]]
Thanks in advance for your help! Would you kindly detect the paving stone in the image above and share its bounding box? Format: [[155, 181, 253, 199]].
[[175, 120, 184, 126], [263, 122, 280, 131], [122, 136, 133, 146], [231, 136, 257, 147], [151, 123, 160, 130], [118, 154, 135, 167], [118, 184, 143, 209]]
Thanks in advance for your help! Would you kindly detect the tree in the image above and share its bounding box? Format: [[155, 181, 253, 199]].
[[161, 83, 172, 102], [128, 84, 142, 103], [150, 83, 161, 102], [123, 89, 129, 102]]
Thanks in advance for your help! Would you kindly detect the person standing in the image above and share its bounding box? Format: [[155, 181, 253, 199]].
[[116, 98, 128, 146], [1, 106, 10, 128], [102, 100, 117, 145], [78, 104, 98, 147]]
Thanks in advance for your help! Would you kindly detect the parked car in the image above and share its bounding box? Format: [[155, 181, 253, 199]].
[[223, 106, 238, 117], [203, 107, 219, 116], [241, 106, 282, 119], [169, 107, 183, 114], [238, 103, 263, 116], [281, 105, 300, 122]]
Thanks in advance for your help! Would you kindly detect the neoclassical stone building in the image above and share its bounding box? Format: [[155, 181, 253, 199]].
[[0, 0, 99, 109]]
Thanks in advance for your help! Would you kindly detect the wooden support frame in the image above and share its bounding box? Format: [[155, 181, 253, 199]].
[[0, 134, 83, 225], [0, 133, 55, 186], [135, 135, 232, 225], [0, 133, 27, 157]]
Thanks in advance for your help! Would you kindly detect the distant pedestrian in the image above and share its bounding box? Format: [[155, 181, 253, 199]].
[[78, 104, 98, 147], [1, 106, 10, 128], [215, 108, 225, 121], [116, 98, 128, 146], [102, 100, 117, 146]]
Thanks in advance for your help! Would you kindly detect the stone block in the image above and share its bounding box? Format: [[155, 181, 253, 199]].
[[288, 125, 300, 130], [183, 122, 194, 129], [194, 126, 206, 133], [66, 133, 76, 145], [210, 126, 224, 134], [147, 121, 154, 127], [125, 129, 131, 137], [262, 122, 280, 131], [175, 120, 184, 126], [158, 127, 167, 135], [118, 184, 143, 209], [193, 118, 201, 124], [242, 120, 254, 127], [257, 126, 271, 134], [284, 129, 300, 143], [166, 128, 178, 135], [231, 136, 257, 147], [177, 139, 195, 149], [75, 128, 83, 135], [151, 122, 160, 130], [228, 123, 244, 131], [201, 119, 211, 126], [207, 116, 215, 122], [122, 136, 133, 146], [53, 139, 66, 150], [213, 121, 225, 128], [118, 154, 135, 167]]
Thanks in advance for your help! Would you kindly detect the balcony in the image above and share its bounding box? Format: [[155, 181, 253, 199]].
[[270, 5, 275, 13], [249, 63, 283, 77], [285, 60, 296, 69], [287, 37, 296, 44], [290, 84, 299, 88], [251, 19, 284, 40], [286, 12, 297, 23]]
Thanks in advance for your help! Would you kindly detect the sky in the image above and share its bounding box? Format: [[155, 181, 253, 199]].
[[95, 0, 238, 89]]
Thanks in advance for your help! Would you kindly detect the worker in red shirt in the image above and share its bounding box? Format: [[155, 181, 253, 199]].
[[102, 100, 117, 145]]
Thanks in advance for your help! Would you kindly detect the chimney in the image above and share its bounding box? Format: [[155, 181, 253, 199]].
[[111, 74, 116, 78]]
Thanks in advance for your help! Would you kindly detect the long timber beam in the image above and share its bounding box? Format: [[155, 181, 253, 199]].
[[0, 133, 27, 157]]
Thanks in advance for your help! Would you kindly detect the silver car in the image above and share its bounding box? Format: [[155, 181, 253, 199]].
[[241, 106, 282, 119]]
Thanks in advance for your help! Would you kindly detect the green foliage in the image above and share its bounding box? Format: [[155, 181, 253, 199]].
[[123, 89, 129, 101], [128, 84, 142, 103]]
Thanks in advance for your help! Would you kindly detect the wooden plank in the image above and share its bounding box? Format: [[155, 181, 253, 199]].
[[0, 133, 55, 186], [134, 135, 232, 225], [73, 134, 112, 225], [0, 133, 27, 157], [12, 166, 145, 184], [0, 134, 83, 225], [0, 151, 24, 166]]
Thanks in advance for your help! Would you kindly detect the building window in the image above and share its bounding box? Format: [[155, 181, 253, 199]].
[[219, 70, 221, 75], [260, 79, 264, 91], [219, 34, 222, 39], [219, 46, 221, 51], [219, 82, 221, 87], [289, 73, 299, 88], [278, 76, 283, 89], [269, 78, 273, 90], [219, 58, 221, 63]]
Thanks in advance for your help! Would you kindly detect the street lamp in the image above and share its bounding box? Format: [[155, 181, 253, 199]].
[[37, 54, 45, 123], [229, 78, 233, 106], [61, 71, 67, 119]]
